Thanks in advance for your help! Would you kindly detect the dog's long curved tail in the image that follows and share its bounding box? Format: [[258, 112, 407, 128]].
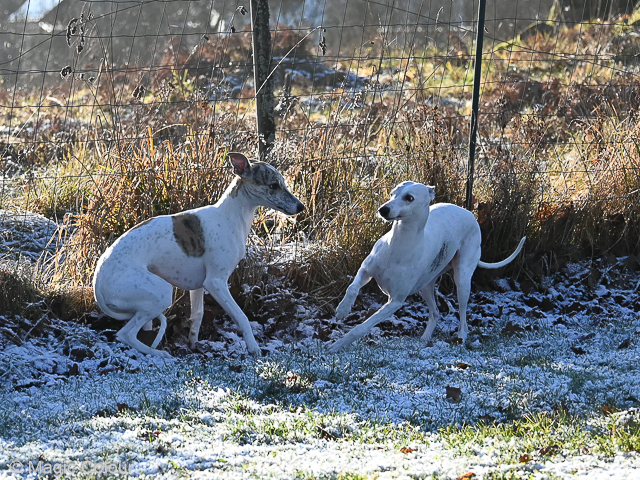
[[478, 237, 526, 269]]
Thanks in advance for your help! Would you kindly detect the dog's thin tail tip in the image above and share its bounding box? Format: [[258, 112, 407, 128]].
[[478, 236, 527, 270]]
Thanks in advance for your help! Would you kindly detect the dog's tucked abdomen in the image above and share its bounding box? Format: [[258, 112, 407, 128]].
[[147, 261, 206, 290]]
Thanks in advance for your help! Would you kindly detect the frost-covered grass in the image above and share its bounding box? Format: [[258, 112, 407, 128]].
[[1, 300, 640, 479]]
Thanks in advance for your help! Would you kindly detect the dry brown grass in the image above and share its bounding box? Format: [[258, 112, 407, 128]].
[[2, 16, 640, 316]]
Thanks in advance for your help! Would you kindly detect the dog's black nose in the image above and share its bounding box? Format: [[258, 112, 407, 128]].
[[378, 205, 390, 218], [296, 202, 305, 214]]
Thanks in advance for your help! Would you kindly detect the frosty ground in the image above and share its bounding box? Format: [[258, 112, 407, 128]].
[[1, 212, 640, 479]]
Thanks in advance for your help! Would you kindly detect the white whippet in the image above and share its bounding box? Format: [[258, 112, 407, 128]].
[[93, 152, 305, 358], [327, 181, 525, 352]]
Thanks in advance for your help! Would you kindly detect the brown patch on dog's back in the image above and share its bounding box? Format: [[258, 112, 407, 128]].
[[172, 213, 205, 257]]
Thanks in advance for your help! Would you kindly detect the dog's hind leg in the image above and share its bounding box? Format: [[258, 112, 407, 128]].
[[335, 268, 372, 319], [204, 278, 261, 356], [328, 299, 403, 353], [109, 274, 173, 357], [452, 261, 475, 342], [188, 288, 205, 349], [419, 280, 440, 342], [151, 314, 167, 349]]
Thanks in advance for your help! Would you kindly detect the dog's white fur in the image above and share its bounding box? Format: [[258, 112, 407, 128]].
[[327, 181, 525, 352], [93, 152, 304, 357]]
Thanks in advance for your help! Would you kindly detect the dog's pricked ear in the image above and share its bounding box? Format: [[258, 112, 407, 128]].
[[228, 152, 252, 177]]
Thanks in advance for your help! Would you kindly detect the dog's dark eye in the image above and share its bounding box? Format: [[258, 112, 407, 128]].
[[269, 183, 280, 190], [403, 194, 414, 202]]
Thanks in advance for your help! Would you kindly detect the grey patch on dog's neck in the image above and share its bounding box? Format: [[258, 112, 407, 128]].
[[430, 242, 448, 272], [172, 213, 205, 257]]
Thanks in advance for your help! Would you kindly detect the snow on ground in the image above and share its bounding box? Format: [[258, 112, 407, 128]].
[[1, 213, 640, 478], [1, 259, 640, 479]]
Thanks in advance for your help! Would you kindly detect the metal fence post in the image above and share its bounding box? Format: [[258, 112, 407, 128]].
[[465, 0, 487, 211], [250, 0, 276, 159]]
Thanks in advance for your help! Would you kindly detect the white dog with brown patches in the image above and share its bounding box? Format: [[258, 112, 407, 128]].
[[93, 152, 304, 358], [327, 181, 525, 352]]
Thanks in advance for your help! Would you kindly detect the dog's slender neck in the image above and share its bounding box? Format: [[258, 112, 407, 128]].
[[390, 208, 430, 239], [215, 177, 260, 238]]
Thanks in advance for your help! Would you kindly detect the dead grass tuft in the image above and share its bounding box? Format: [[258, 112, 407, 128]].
[[0, 262, 43, 318]]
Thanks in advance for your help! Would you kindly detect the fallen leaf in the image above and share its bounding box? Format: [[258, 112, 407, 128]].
[[539, 445, 559, 456], [456, 362, 470, 369], [446, 385, 462, 402], [520, 453, 531, 463], [400, 446, 418, 454], [601, 404, 617, 415], [457, 473, 475, 480], [618, 338, 631, 349], [117, 402, 133, 412], [316, 426, 337, 440]]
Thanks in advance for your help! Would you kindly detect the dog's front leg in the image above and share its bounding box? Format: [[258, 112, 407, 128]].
[[328, 299, 403, 353], [204, 278, 262, 356], [335, 269, 372, 319], [188, 288, 205, 349]]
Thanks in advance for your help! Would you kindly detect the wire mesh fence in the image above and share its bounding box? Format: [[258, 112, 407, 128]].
[[2, 0, 640, 294]]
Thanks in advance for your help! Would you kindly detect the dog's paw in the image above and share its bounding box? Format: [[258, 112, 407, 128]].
[[152, 349, 173, 359], [246, 343, 263, 357]]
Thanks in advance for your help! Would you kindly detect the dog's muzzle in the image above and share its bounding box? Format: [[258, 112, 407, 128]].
[[378, 205, 391, 219], [284, 201, 305, 215]]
